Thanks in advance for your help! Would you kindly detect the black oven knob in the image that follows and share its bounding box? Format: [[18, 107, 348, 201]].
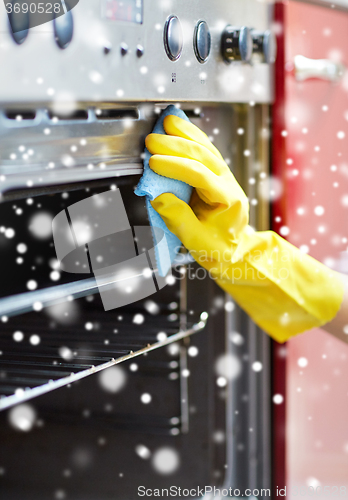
[[164, 15, 183, 61], [252, 29, 277, 64], [221, 25, 252, 63], [104, 43, 112, 55], [54, 11, 73, 49], [8, 0, 29, 45], [194, 20, 211, 63], [120, 43, 128, 56], [136, 44, 144, 58]]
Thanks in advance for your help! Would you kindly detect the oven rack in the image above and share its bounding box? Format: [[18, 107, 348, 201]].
[[0, 254, 195, 319], [0, 311, 208, 411]]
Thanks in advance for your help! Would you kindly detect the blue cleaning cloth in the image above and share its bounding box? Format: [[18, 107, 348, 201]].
[[134, 105, 193, 277]]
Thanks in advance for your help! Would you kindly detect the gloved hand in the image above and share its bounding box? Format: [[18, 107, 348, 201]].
[[146, 115, 344, 343]]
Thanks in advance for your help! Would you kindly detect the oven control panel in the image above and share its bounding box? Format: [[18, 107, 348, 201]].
[[0, 0, 274, 102]]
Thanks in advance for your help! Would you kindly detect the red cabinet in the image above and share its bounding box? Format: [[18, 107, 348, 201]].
[[273, 1, 348, 494]]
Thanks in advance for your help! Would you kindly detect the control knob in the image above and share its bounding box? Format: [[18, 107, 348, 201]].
[[194, 20, 211, 63], [54, 10, 73, 49], [252, 30, 277, 64], [8, 0, 29, 45], [164, 16, 183, 61], [221, 25, 252, 63]]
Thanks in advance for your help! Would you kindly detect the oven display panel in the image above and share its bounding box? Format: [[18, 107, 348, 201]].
[[103, 0, 143, 23]]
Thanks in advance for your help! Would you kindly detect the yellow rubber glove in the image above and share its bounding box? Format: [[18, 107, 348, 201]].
[[145, 115, 344, 343]]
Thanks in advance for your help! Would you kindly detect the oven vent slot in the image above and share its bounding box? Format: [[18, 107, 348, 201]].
[[179, 109, 203, 119], [95, 108, 139, 120], [48, 109, 89, 121], [5, 110, 37, 121]]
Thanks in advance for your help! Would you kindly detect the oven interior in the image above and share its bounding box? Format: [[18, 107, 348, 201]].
[[0, 103, 272, 499]]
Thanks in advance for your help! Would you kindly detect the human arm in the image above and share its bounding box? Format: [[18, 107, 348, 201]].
[[321, 273, 348, 343], [146, 115, 345, 344]]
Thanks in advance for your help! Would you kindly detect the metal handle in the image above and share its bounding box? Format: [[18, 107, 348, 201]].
[[0, 163, 143, 201], [294, 54, 345, 82]]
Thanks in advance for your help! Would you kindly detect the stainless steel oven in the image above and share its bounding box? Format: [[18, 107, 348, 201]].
[[0, 1, 275, 498]]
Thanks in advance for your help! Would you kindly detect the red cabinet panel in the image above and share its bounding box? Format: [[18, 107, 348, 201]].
[[274, 1, 348, 495]]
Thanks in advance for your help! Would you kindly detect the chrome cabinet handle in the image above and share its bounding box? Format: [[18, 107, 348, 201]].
[[294, 54, 345, 82]]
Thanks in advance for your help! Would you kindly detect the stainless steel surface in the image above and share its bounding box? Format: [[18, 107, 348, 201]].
[[0, 315, 207, 411], [0, 104, 148, 198], [294, 54, 345, 82], [0, 0, 274, 103]]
